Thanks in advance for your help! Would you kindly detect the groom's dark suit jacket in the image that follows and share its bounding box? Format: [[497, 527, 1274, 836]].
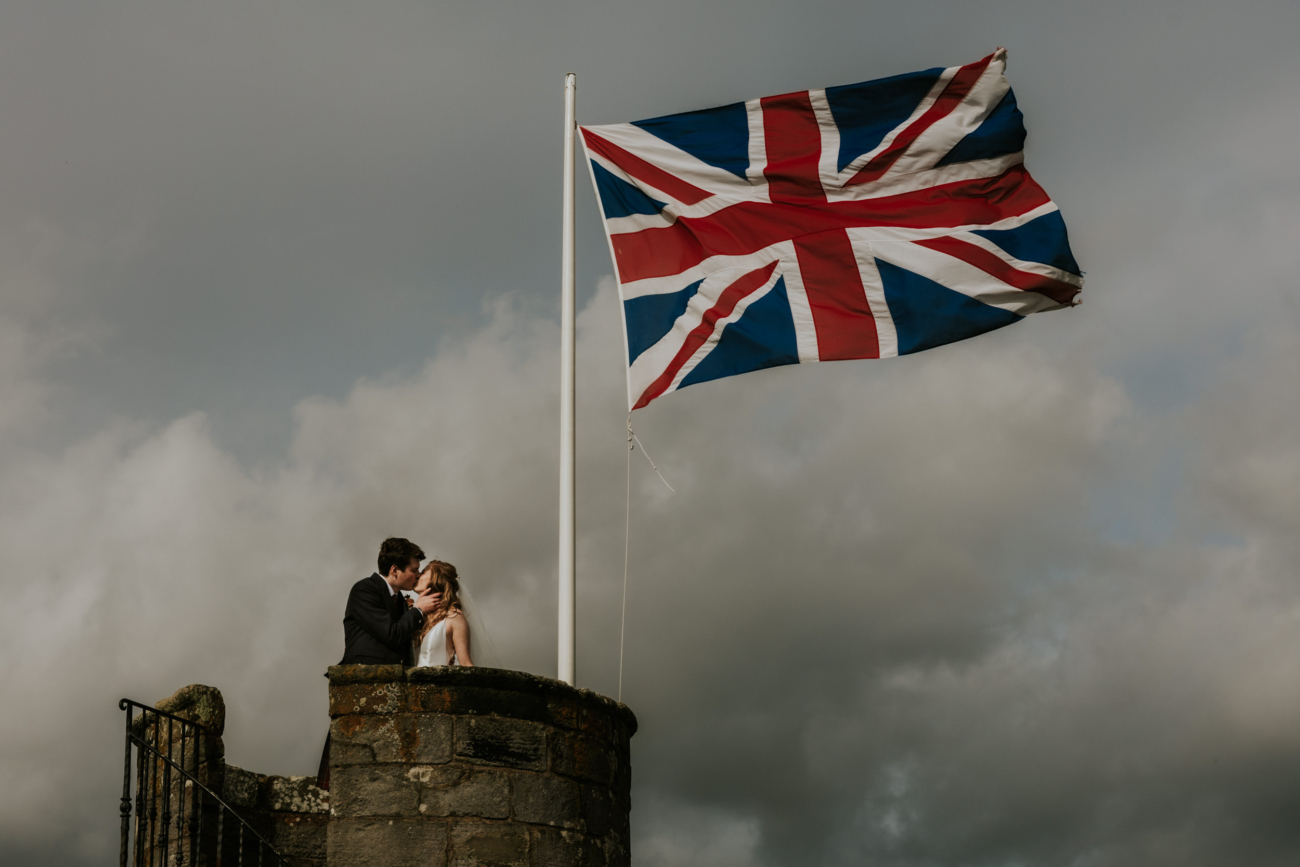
[[339, 573, 425, 665]]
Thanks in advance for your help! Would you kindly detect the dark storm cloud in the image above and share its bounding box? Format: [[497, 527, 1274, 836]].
[[2, 1, 1300, 866]]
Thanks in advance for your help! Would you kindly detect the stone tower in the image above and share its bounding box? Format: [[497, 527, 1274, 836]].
[[130, 668, 637, 866], [326, 665, 636, 867]]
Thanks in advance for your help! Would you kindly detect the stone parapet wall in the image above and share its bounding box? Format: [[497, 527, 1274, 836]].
[[224, 765, 330, 866], [326, 665, 637, 867]]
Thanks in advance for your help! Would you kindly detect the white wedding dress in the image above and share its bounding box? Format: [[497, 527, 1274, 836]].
[[405, 577, 501, 668], [414, 618, 456, 667]]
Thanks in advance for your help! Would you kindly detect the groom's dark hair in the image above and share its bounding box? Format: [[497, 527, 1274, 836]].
[[377, 537, 425, 577]]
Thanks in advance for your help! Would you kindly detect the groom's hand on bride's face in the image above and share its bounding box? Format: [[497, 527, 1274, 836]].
[[413, 591, 442, 615]]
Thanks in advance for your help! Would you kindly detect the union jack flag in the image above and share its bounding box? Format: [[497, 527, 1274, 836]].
[[581, 49, 1082, 411]]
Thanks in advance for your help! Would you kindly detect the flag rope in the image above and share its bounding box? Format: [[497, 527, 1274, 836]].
[[619, 415, 674, 703], [619, 416, 632, 702], [632, 431, 676, 493]]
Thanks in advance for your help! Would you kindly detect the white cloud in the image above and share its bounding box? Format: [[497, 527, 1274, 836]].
[[7, 271, 1300, 865]]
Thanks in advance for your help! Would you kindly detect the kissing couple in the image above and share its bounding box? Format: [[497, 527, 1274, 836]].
[[318, 537, 480, 789], [340, 536, 477, 668]]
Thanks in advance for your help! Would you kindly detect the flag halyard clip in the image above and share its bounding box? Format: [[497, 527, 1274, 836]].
[[628, 415, 674, 493]]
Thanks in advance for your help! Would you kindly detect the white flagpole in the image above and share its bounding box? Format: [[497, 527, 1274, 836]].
[[558, 72, 577, 685]]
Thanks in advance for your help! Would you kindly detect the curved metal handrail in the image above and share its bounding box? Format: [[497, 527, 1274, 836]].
[[128, 731, 286, 861], [120, 696, 288, 866]]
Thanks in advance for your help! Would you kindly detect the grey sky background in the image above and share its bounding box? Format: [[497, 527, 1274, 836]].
[[2, 1, 1299, 865]]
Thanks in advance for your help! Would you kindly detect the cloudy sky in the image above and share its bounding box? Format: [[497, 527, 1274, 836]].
[[3, 1, 1300, 864]]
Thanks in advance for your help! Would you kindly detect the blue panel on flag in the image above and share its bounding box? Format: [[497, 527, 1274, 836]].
[[936, 90, 1026, 167], [825, 69, 943, 172], [972, 211, 1081, 276], [592, 161, 666, 219], [624, 280, 701, 364], [878, 261, 1021, 355], [632, 102, 750, 180], [679, 277, 799, 389]]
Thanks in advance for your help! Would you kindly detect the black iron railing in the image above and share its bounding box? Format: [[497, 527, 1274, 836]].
[[119, 698, 288, 867]]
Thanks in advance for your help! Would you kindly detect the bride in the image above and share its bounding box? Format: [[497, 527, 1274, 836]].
[[412, 560, 474, 667]]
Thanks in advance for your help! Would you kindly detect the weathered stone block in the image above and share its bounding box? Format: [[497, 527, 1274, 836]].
[[223, 764, 260, 809], [417, 766, 511, 819], [329, 682, 405, 717], [530, 827, 605, 867], [265, 775, 328, 813], [613, 718, 634, 745], [331, 713, 452, 765], [330, 715, 389, 764], [550, 731, 612, 786], [511, 774, 580, 829], [327, 817, 448, 867], [580, 785, 614, 837], [544, 695, 582, 731], [328, 664, 408, 685], [613, 801, 630, 847], [413, 685, 551, 725], [602, 833, 630, 867], [577, 706, 614, 745], [403, 713, 454, 764], [405, 764, 461, 785], [450, 821, 529, 867], [455, 717, 548, 771], [154, 683, 227, 735], [268, 813, 328, 859], [613, 745, 631, 792], [329, 765, 420, 817]]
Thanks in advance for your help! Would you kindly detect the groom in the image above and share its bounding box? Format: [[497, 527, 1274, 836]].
[[340, 536, 441, 665]]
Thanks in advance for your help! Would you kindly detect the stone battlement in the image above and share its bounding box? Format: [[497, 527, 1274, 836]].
[[327, 666, 636, 867], [142, 669, 636, 867]]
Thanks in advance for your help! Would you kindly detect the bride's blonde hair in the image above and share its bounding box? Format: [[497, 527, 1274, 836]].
[[416, 560, 462, 640]]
